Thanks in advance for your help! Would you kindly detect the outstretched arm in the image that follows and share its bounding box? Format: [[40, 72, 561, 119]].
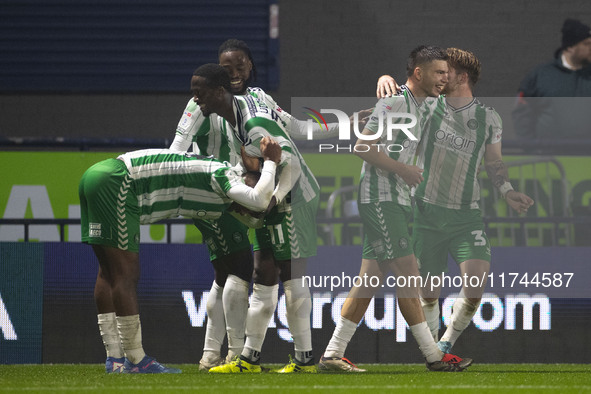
[[289, 118, 341, 140]]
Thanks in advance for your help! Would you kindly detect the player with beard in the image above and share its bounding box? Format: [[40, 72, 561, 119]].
[[377, 48, 533, 354], [320, 46, 473, 373], [182, 63, 320, 373], [170, 39, 338, 371]]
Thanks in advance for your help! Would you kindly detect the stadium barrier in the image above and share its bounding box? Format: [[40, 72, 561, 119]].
[[322, 156, 586, 247]]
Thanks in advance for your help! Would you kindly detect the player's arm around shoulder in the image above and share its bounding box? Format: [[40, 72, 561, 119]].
[[245, 124, 302, 205], [376, 74, 401, 98], [246, 115, 294, 159], [354, 127, 423, 188], [224, 137, 280, 214], [259, 136, 282, 165], [355, 97, 424, 188]]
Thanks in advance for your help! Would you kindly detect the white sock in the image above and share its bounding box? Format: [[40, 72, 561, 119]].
[[116, 314, 145, 364], [97, 312, 124, 358], [242, 283, 278, 359], [410, 321, 443, 363], [202, 281, 225, 362], [324, 315, 358, 359], [284, 278, 313, 363], [421, 297, 440, 341], [223, 275, 250, 360], [440, 296, 478, 346]]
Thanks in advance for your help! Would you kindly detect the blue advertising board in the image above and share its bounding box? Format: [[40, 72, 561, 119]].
[[0, 243, 43, 364], [1, 242, 591, 364]]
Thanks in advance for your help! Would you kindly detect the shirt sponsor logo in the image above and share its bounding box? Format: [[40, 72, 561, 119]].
[[434, 129, 476, 154], [89, 223, 101, 237]]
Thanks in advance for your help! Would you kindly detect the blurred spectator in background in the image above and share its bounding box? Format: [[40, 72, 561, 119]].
[[513, 18, 591, 139]]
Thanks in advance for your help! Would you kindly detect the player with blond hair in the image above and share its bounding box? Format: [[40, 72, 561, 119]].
[[378, 48, 533, 353]]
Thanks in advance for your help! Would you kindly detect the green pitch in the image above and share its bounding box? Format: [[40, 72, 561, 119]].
[[1, 364, 590, 393]]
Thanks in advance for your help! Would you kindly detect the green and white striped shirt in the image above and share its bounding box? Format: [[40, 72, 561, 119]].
[[118, 149, 250, 223], [171, 87, 297, 164], [415, 98, 502, 209], [228, 94, 320, 207], [171, 100, 237, 163], [359, 86, 439, 205]]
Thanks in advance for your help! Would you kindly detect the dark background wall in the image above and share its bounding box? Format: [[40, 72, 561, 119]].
[[2, 0, 591, 141]]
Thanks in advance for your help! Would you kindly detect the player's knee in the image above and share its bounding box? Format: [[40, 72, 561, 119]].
[[110, 276, 138, 299], [252, 267, 278, 286]]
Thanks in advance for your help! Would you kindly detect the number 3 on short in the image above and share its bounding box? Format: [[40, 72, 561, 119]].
[[471, 230, 486, 246], [268, 224, 285, 245]]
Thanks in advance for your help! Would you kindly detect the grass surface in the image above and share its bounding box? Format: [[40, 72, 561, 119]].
[[1, 364, 590, 393]]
